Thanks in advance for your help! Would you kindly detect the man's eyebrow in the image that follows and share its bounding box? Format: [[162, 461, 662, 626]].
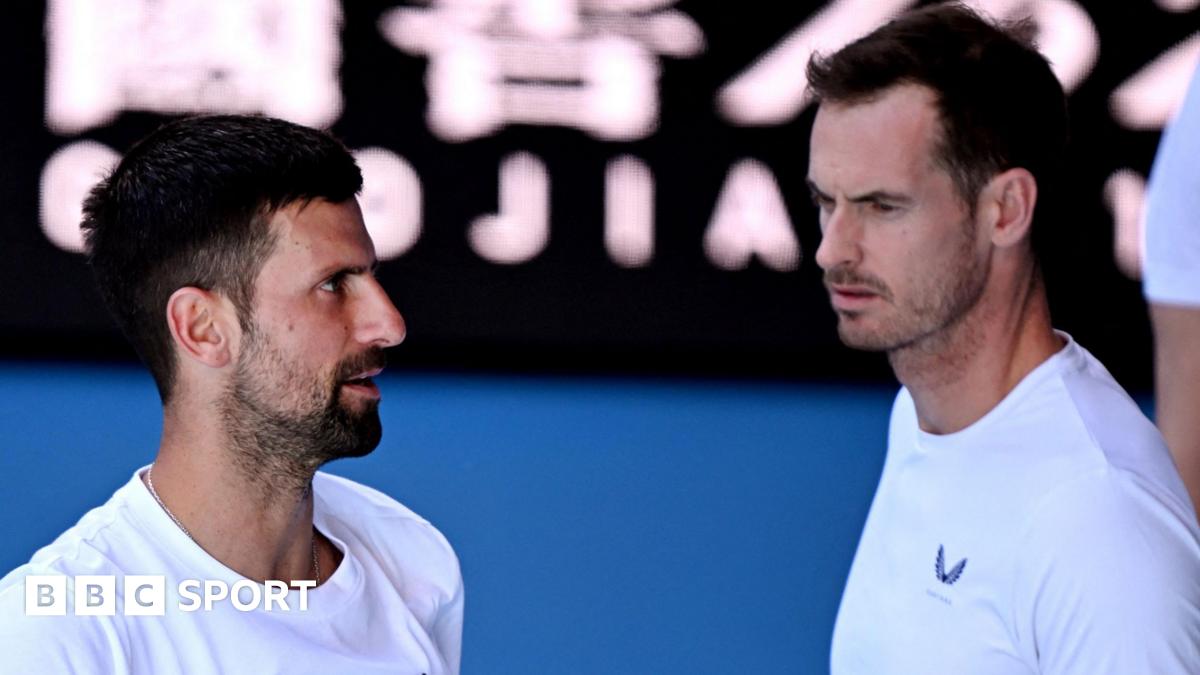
[[317, 260, 379, 279], [846, 190, 913, 205], [806, 180, 911, 204]]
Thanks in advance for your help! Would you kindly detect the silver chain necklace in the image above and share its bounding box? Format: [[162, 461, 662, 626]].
[[145, 464, 320, 585]]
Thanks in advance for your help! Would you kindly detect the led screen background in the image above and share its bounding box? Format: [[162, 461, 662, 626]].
[[1, 1, 1197, 387]]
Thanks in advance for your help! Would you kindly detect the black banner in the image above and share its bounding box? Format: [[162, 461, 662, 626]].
[[2, 1, 1197, 386]]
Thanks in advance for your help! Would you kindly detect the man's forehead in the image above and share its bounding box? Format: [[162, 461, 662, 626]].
[[269, 198, 366, 237], [808, 83, 945, 191], [261, 198, 376, 269]]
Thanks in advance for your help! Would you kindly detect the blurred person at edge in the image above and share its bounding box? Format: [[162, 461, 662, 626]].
[[805, 4, 1200, 673], [0, 115, 463, 674], [1144, 60, 1200, 519]]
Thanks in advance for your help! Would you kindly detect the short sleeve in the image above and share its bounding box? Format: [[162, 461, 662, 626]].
[[1143, 62, 1200, 307], [432, 570, 465, 675]]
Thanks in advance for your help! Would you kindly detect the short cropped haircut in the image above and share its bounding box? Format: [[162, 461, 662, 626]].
[[807, 2, 1068, 243], [81, 115, 363, 402]]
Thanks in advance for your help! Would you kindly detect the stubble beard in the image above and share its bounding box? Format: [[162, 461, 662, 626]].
[[220, 323, 385, 493], [829, 217, 989, 356]]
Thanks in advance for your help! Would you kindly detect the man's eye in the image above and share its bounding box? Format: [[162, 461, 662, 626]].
[[319, 275, 344, 292], [870, 201, 899, 214]]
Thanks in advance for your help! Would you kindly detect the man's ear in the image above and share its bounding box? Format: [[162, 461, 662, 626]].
[[979, 167, 1038, 250], [165, 287, 236, 369]]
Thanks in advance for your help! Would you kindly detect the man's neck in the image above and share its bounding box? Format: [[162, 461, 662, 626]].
[[144, 409, 335, 584], [889, 271, 1062, 435]]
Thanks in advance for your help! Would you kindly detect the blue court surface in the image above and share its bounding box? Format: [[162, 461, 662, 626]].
[[0, 362, 896, 673]]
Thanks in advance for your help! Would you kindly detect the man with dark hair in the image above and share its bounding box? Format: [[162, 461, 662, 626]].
[[806, 4, 1200, 672], [0, 115, 464, 673]]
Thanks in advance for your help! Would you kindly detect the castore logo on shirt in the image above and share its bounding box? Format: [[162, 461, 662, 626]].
[[935, 545, 967, 585]]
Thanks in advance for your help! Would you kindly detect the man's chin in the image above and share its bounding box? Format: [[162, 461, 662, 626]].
[[836, 319, 909, 352], [338, 438, 380, 460], [313, 398, 383, 463], [341, 409, 383, 458]]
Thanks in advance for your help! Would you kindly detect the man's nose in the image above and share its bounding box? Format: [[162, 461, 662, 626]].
[[358, 278, 406, 348], [814, 206, 863, 272]]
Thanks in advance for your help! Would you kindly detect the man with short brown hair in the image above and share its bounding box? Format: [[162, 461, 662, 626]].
[[806, 5, 1200, 672]]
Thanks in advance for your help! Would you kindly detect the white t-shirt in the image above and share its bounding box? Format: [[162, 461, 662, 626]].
[[1143, 60, 1200, 306], [0, 469, 464, 674], [831, 335, 1200, 674]]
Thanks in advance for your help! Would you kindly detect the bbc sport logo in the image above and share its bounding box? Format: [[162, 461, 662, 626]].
[[25, 575, 315, 616]]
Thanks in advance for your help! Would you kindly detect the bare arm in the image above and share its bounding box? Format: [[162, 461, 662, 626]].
[[1150, 302, 1200, 513]]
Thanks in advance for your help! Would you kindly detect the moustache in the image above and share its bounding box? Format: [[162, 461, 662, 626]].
[[823, 266, 891, 300], [335, 347, 389, 384]]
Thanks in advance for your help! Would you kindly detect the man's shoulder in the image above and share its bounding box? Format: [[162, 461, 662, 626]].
[[1014, 348, 1200, 572], [1056, 346, 1157, 442], [1053, 346, 1191, 505], [993, 341, 1176, 484], [1004, 361, 1200, 672], [0, 576, 121, 674], [312, 471, 434, 525], [1, 475, 142, 588], [312, 471, 458, 563], [313, 472, 462, 600], [0, 543, 129, 673]]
